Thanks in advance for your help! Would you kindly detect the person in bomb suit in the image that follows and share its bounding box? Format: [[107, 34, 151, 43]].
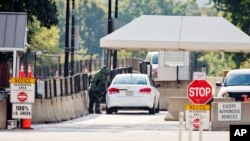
[[88, 66, 110, 114]]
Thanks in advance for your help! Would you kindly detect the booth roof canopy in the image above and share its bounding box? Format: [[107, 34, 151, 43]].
[[100, 15, 250, 52], [0, 12, 27, 52]]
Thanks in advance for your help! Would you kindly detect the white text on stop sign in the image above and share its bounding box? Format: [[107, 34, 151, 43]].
[[189, 87, 211, 97]]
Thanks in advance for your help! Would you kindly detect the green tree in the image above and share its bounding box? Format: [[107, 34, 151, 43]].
[[55, 0, 106, 55], [115, 0, 201, 59], [77, 0, 106, 54], [0, 0, 58, 28], [198, 52, 236, 76], [0, 0, 59, 61], [213, 0, 250, 69], [29, 17, 60, 52]]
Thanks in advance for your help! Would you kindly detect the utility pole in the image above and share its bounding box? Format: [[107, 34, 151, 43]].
[[70, 0, 75, 75], [64, 0, 70, 77], [13, 0, 19, 12], [107, 0, 112, 69], [107, 0, 119, 69], [112, 0, 118, 69]]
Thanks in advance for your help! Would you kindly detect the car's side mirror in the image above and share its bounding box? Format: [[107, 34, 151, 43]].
[[216, 82, 222, 87], [155, 84, 161, 88]]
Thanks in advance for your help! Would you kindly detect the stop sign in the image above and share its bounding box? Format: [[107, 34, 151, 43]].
[[187, 80, 212, 105]]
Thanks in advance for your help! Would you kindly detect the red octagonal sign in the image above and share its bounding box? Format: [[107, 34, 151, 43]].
[[17, 92, 27, 102], [187, 80, 212, 105]]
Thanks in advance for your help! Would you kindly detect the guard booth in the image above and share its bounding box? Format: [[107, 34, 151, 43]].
[[0, 12, 28, 129], [100, 15, 250, 131], [0, 12, 28, 78], [100, 15, 250, 77]]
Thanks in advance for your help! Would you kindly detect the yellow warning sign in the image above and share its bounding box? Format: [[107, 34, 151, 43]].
[[9, 77, 35, 84], [185, 104, 210, 110]]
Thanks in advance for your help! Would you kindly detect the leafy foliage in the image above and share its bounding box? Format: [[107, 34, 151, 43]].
[[0, 0, 58, 28], [29, 17, 61, 52], [113, 0, 201, 59], [212, 0, 250, 69], [198, 52, 236, 76]]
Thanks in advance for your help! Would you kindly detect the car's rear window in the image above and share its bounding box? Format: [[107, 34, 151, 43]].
[[113, 76, 147, 85], [225, 73, 250, 86]]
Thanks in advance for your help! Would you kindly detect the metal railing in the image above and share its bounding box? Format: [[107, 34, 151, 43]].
[[39, 66, 133, 99], [34, 58, 142, 80]]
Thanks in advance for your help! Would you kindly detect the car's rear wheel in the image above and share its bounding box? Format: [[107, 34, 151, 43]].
[[155, 102, 160, 113], [113, 107, 118, 113], [149, 105, 155, 115], [106, 106, 113, 114]]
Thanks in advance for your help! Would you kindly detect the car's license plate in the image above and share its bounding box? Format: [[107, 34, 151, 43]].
[[126, 91, 133, 96]]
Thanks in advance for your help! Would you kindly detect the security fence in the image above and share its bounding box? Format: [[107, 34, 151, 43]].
[[17, 52, 143, 80], [39, 67, 133, 99]]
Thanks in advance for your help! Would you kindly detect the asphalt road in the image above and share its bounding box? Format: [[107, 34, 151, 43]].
[[0, 111, 229, 141]]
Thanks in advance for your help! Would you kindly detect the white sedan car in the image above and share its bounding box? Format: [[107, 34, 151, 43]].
[[106, 74, 160, 114], [216, 69, 250, 101]]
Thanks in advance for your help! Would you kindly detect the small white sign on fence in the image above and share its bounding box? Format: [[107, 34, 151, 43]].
[[193, 72, 206, 80], [218, 103, 241, 121]]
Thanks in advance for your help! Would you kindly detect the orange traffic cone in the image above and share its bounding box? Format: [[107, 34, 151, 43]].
[[243, 95, 248, 103], [19, 63, 25, 78], [22, 64, 32, 129], [27, 64, 32, 78]]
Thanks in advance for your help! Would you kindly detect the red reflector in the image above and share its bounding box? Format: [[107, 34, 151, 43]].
[[139, 88, 151, 94], [108, 87, 120, 94]]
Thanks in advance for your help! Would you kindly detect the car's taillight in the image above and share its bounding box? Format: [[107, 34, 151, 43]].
[[108, 87, 120, 94], [139, 88, 151, 94]]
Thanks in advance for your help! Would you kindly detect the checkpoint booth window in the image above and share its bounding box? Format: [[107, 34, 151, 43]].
[[164, 51, 185, 67]]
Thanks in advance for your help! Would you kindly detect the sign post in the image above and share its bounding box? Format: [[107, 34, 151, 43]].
[[12, 104, 32, 119], [9, 77, 35, 129], [187, 80, 212, 105], [186, 79, 212, 130], [185, 104, 210, 130], [10, 78, 35, 103]]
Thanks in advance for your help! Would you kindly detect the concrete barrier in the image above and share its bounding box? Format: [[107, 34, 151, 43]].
[[158, 89, 186, 110], [52, 97, 63, 122], [61, 96, 71, 121], [164, 97, 235, 121], [80, 92, 89, 115], [32, 99, 43, 123], [43, 99, 57, 123], [0, 101, 6, 129], [72, 94, 82, 117], [211, 102, 250, 131], [66, 95, 76, 119], [29, 92, 89, 124], [158, 77, 223, 110]]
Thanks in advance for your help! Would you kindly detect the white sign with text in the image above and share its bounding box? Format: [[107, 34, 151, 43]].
[[218, 103, 241, 121]]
